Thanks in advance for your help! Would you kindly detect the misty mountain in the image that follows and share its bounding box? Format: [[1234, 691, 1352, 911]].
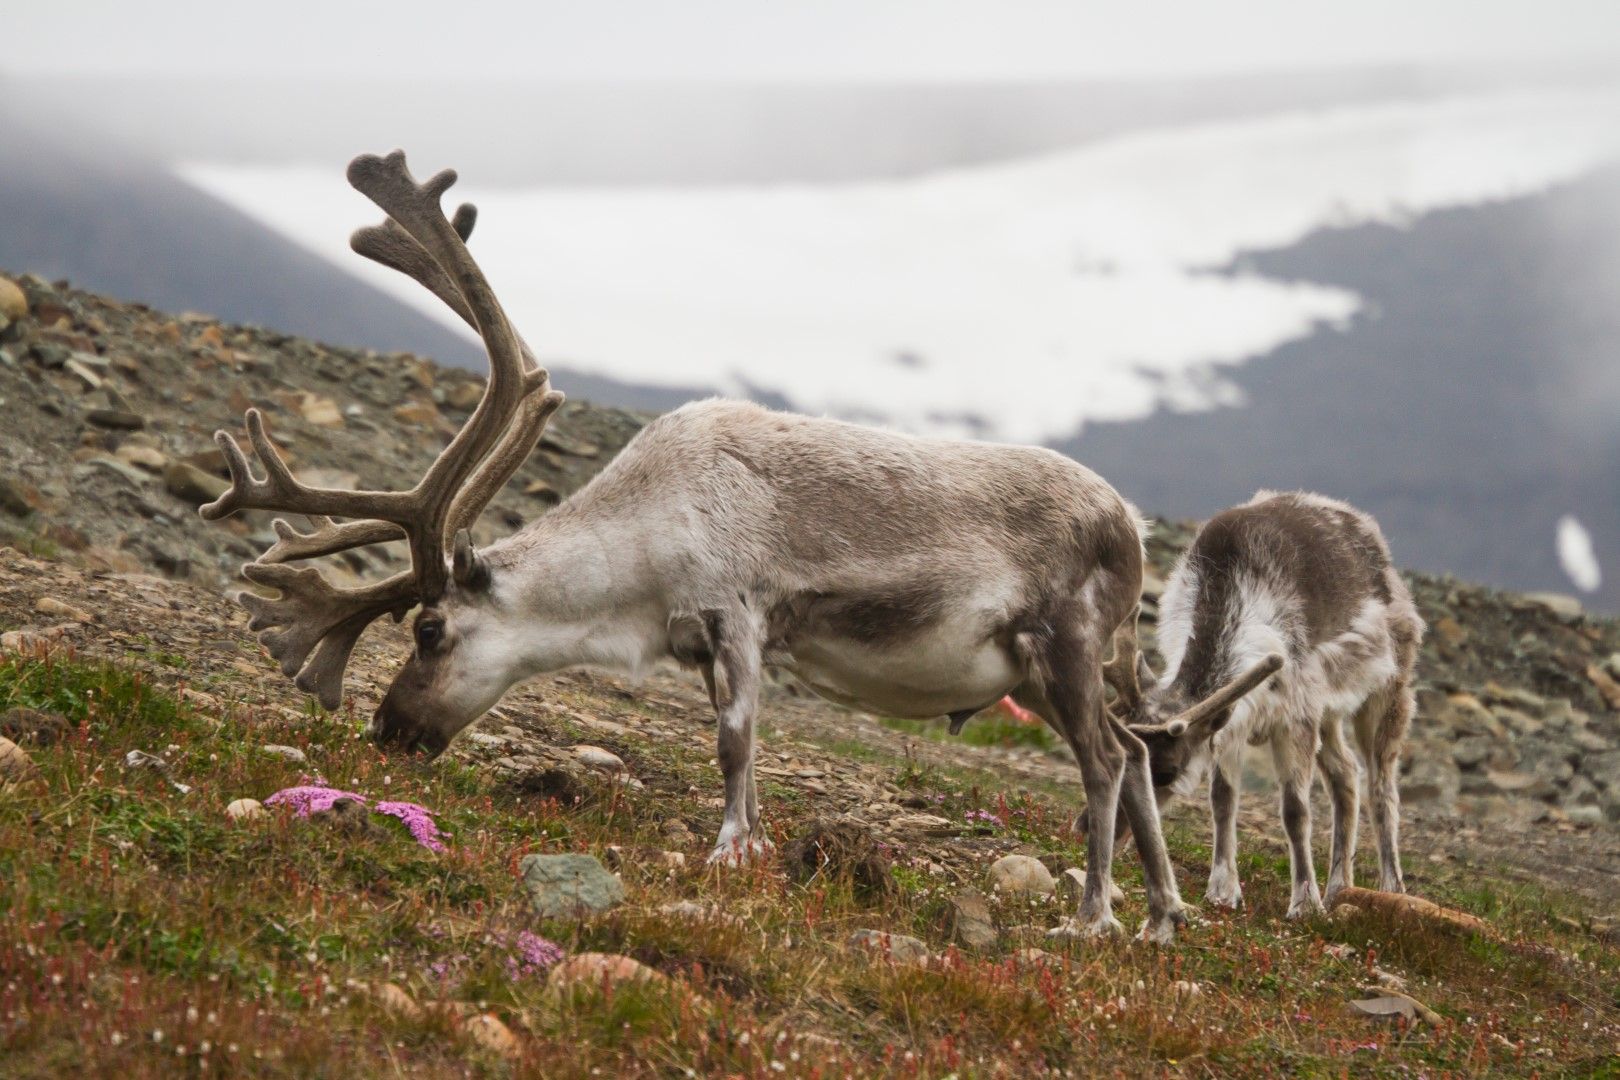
[[1064, 168, 1620, 611]]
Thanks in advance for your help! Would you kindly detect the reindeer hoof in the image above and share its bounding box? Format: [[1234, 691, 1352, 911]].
[[1136, 904, 1189, 944], [706, 836, 773, 866], [1285, 897, 1325, 920], [1204, 886, 1243, 910], [1047, 915, 1124, 941]]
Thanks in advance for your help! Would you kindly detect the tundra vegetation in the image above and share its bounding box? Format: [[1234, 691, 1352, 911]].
[[0, 615, 1617, 1077]]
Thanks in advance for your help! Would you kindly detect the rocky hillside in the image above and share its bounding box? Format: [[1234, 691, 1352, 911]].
[[3, 271, 1618, 834], [1, 273, 1617, 1075]]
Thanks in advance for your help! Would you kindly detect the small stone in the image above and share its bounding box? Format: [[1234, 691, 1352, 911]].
[[260, 744, 308, 763], [0, 737, 37, 783], [548, 952, 667, 993], [946, 888, 998, 950], [1056, 866, 1125, 905], [1586, 664, 1620, 711], [0, 277, 27, 320], [987, 854, 1056, 895], [1522, 592, 1582, 619], [164, 461, 229, 505], [114, 445, 168, 472], [1013, 947, 1060, 969], [445, 381, 484, 410], [523, 479, 561, 505], [520, 853, 625, 918], [463, 1014, 520, 1057], [225, 798, 266, 822], [847, 929, 930, 966], [85, 408, 146, 431], [540, 431, 599, 458], [392, 401, 441, 426], [34, 597, 94, 623], [297, 394, 345, 427], [656, 850, 687, 870], [0, 477, 42, 517], [571, 745, 624, 773], [64, 358, 103, 390], [365, 982, 422, 1020]]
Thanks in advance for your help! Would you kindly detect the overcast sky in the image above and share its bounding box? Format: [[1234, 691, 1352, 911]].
[[7, 0, 1619, 82]]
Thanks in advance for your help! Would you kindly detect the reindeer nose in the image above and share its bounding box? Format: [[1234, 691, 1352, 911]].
[[370, 702, 448, 758]]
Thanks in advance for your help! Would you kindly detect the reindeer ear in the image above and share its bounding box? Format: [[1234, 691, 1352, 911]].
[[451, 529, 490, 591]]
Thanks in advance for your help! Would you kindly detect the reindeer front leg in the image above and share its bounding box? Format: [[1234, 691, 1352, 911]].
[[706, 608, 769, 864], [1205, 747, 1245, 909], [1272, 727, 1324, 918]]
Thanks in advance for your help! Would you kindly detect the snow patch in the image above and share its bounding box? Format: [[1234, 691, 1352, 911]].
[[1557, 515, 1603, 593]]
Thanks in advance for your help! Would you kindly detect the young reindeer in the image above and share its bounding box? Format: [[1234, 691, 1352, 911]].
[[197, 150, 1265, 942], [1102, 492, 1423, 918]]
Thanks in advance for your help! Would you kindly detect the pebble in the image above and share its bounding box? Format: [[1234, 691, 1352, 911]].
[[987, 854, 1056, 895], [0, 737, 37, 783], [0, 276, 27, 320], [225, 798, 266, 822], [260, 744, 308, 763], [34, 596, 94, 624], [1056, 866, 1126, 905], [571, 745, 625, 773], [548, 952, 667, 993], [847, 929, 930, 966], [163, 461, 229, 505], [463, 1013, 521, 1057]]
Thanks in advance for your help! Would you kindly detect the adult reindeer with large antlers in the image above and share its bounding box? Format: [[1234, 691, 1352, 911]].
[[201, 151, 1269, 942]]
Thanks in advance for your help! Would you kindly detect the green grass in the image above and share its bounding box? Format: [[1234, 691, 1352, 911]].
[[1, 647, 1617, 1077], [878, 708, 1062, 753]]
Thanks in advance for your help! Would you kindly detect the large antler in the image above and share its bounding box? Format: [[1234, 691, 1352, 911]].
[[202, 151, 564, 708]]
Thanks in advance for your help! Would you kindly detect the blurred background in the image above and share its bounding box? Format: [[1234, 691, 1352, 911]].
[[3, 1, 1618, 609]]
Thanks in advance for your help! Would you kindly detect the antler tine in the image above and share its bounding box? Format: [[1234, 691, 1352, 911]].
[[351, 211, 547, 377], [447, 388, 566, 534], [1169, 653, 1284, 730], [346, 150, 547, 600], [239, 563, 416, 709], [259, 517, 406, 565], [201, 409, 415, 524]]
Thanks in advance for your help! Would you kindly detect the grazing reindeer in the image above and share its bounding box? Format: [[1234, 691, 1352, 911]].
[[196, 151, 1257, 942], [1104, 491, 1423, 918]]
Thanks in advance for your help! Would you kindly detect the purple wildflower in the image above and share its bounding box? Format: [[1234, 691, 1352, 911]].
[[504, 931, 565, 980], [264, 785, 447, 851]]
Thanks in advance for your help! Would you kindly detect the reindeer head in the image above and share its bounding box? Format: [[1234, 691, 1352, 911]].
[[201, 151, 563, 757], [1076, 620, 1282, 842], [1104, 628, 1283, 804]]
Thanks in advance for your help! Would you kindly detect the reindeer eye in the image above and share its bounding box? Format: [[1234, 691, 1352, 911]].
[[416, 620, 444, 652]]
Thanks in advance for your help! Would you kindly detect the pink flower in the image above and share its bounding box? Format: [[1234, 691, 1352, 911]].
[[264, 785, 448, 851], [505, 931, 565, 979]]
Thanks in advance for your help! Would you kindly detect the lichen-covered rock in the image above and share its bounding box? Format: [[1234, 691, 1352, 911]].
[[520, 853, 625, 918]]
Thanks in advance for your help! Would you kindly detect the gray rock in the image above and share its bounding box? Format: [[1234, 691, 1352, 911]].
[[946, 888, 998, 950], [1522, 592, 1582, 619], [847, 929, 930, 966], [260, 744, 307, 763], [30, 342, 69, 369], [521, 853, 625, 918], [164, 461, 229, 505], [987, 853, 1055, 895], [86, 409, 146, 431]]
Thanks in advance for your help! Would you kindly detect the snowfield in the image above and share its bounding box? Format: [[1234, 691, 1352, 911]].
[[184, 87, 1620, 444]]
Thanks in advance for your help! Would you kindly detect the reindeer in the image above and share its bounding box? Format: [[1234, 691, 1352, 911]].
[[198, 151, 1266, 942], [1101, 491, 1423, 918]]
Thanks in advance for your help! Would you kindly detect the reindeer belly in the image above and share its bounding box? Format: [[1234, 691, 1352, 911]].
[[779, 629, 1022, 720]]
